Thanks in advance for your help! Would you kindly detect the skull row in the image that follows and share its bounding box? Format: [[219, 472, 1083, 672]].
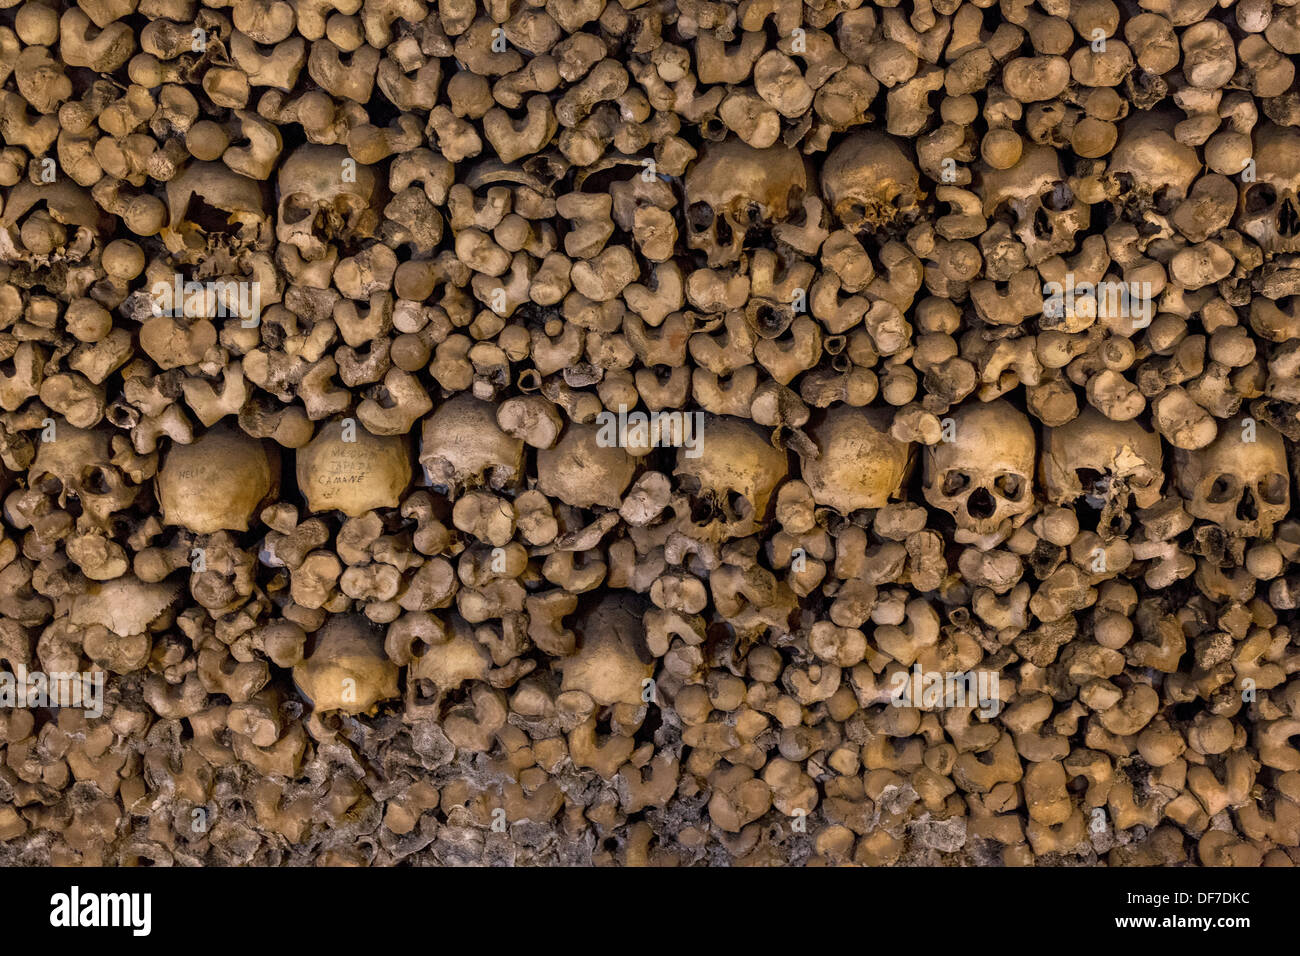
[[796, 401, 1293, 546]]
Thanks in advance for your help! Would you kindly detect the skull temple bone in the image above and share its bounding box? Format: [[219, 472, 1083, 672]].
[[924, 399, 1037, 547], [276, 144, 382, 262], [683, 140, 809, 267], [1174, 416, 1290, 539]]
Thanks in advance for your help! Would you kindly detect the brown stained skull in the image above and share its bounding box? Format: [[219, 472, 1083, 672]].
[[0, 180, 104, 264], [674, 415, 788, 541], [161, 162, 273, 267], [30, 426, 138, 533], [419, 394, 524, 497], [276, 144, 382, 262], [683, 140, 808, 267], [924, 400, 1036, 547], [1041, 409, 1164, 539], [1174, 417, 1290, 539], [1103, 114, 1202, 223], [1239, 123, 1300, 255], [978, 144, 1089, 266], [799, 406, 910, 515], [821, 132, 923, 234]]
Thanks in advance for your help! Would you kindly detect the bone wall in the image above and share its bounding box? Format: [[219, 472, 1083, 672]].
[[0, 0, 1299, 867]]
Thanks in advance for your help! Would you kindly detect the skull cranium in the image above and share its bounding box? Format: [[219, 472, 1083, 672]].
[[1174, 416, 1290, 539], [924, 400, 1036, 547], [1040, 409, 1164, 539], [979, 144, 1089, 266], [674, 415, 788, 541], [1239, 123, 1300, 255], [683, 140, 808, 267], [821, 131, 923, 234], [799, 406, 910, 515], [1103, 113, 1201, 224], [30, 425, 138, 533], [161, 162, 273, 268], [276, 144, 382, 262]]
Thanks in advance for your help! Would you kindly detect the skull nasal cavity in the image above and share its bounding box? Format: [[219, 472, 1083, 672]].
[[1237, 487, 1258, 522], [967, 487, 996, 519], [1280, 198, 1300, 238]]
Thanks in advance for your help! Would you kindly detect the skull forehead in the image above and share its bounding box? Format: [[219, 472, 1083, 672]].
[[979, 145, 1064, 212], [1041, 409, 1163, 504], [32, 425, 113, 480], [928, 401, 1035, 474], [684, 141, 806, 215], [1106, 119, 1201, 198], [1252, 124, 1300, 185], [823, 132, 919, 205], [277, 144, 378, 201], [674, 416, 787, 504]]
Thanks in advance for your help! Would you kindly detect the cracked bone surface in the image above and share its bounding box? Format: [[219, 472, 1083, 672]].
[[3, 0, 1300, 871]]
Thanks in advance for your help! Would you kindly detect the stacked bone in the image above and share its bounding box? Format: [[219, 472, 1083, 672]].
[[1, 0, 1300, 866]]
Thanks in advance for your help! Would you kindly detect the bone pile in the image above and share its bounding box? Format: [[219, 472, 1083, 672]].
[[0, 0, 1299, 868]]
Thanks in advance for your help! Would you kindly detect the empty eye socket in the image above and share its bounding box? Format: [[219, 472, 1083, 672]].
[[942, 470, 970, 496], [744, 202, 763, 224], [1041, 181, 1074, 211], [80, 466, 112, 496], [1245, 183, 1279, 215], [845, 202, 868, 223], [1259, 473, 1289, 505], [687, 201, 715, 231], [280, 196, 314, 226], [994, 473, 1025, 501], [1206, 473, 1238, 503]]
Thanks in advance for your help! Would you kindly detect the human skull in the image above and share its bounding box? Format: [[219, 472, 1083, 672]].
[[924, 400, 1036, 547], [161, 162, 273, 267], [276, 144, 382, 262], [1239, 123, 1300, 255], [419, 394, 524, 496], [821, 132, 923, 234], [293, 614, 399, 715], [1174, 416, 1290, 539], [674, 415, 788, 540], [30, 425, 138, 533], [1103, 113, 1201, 221], [799, 406, 909, 515], [1041, 409, 1164, 539], [297, 421, 411, 516], [979, 144, 1089, 265], [156, 424, 278, 534], [562, 594, 654, 707], [0, 180, 104, 264], [683, 140, 808, 267]]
